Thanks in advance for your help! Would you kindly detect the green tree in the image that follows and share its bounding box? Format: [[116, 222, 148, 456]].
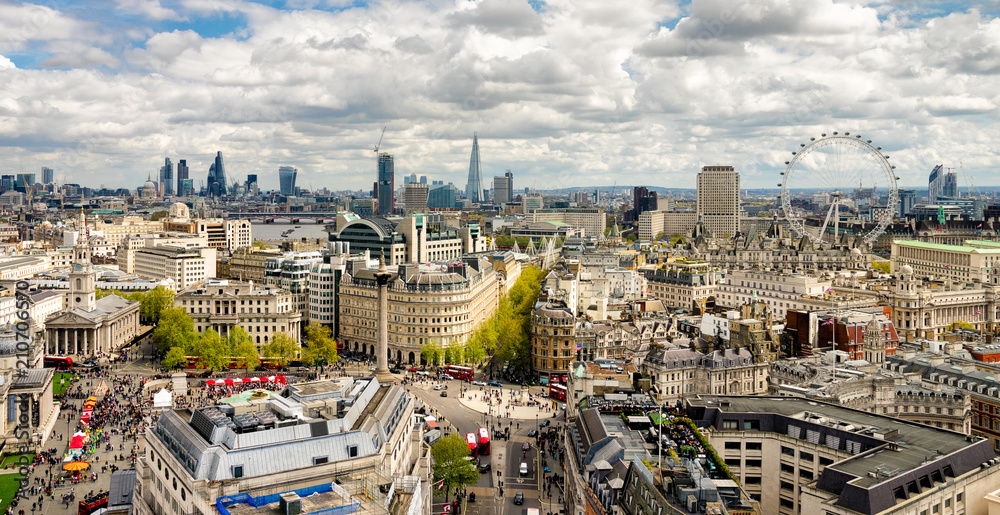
[[252, 240, 269, 249], [262, 332, 298, 365], [654, 231, 668, 242], [152, 307, 199, 354], [421, 342, 443, 365], [872, 260, 890, 274], [302, 323, 339, 367], [196, 329, 229, 371], [670, 234, 685, 245], [431, 433, 480, 501], [162, 347, 187, 370], [140, 286, 175, 324], [227, 326, 260, 371], [149, 210, 169, 221]]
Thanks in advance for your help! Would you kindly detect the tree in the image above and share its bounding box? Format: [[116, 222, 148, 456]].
[[670, 234, 685, 246], [228, 326, 260, 371], [152, 307, 199, 354], [196, 329, 229, 371], [302, 323, 338, 367], [430, 433, 479, 501], [262, 332, 298, 366], [421, 342, 443, 366], [149, 210, 169, 221], [872, 260, 890, 274], [654, 231, 668, 242], [162, 347, 187, 370], [140, 286, 175, 324]]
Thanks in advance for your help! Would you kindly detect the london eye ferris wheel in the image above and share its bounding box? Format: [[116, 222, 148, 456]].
[[778, 132, 899, 248]]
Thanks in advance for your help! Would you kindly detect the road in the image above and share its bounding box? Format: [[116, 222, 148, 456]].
[[403, 375, 553, 515]]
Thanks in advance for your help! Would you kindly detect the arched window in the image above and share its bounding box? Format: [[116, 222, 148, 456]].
[[75, 279, 82, 289]]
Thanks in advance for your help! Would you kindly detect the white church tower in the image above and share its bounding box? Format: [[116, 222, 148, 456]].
[[67, 209, 96, 311]]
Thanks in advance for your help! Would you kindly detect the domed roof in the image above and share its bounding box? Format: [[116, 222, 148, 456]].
[[900, 264, 913, 276], [144, 179, 156, 189]]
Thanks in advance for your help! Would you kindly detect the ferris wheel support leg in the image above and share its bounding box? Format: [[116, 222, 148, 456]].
[[818, 201, 837, 244]]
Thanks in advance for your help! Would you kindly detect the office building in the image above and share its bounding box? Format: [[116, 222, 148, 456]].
[[159, 158, 174, 196], [928, 164, 957, 200], [427, 183, 458, 209], [176, 159, 188, 195], [175, 279, 302, 346], [263, 251, 323, 315], [245, 174, 257, 191], [527, 208, 605, 238], [308, 253, 352, 335], [493, 170, 513, 205], [643, 261, 722, 312], [206, 151, 226, 197], [178, 179, 193, 196], [638, 210, 698, 240], [404, 183, 428, 213], [690, 395, 1000, 515], [696, 165, 740, 238], [630, 186, 658, 221], [132, 376, 430, 515], [898, 188, 915, 217], [338, 258, 497, 363], [15, 173, 35, 193], [41, 167, 53, 184], [278, 166, 297, 196], [466, 133, 485, 203], [328, 214, 485, 265], [133, 246, 217, 289], [376, 153, 394, 216], [0, 175, 13, 192]]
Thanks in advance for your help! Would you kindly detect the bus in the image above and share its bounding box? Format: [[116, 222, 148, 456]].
[[226, 357, 247, 369], [466, 433, 478, 458], [478, 427, 490, 455], [549, 383, 567, 402], [446, 365, 475, 381], [259, 357, 284, 370], [183, 356, 202, 369], [43, 356, 72, 370]]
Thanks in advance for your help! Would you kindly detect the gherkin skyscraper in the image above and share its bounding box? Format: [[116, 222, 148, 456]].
[[466, 133, 485, 204]]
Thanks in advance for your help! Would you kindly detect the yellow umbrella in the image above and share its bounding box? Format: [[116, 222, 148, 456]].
[[63, 461, 90, 472]]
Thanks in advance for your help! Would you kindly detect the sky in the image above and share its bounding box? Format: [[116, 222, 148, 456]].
[[0, 0, 999, 193]]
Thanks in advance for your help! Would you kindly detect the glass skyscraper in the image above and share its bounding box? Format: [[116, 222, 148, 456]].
[[177, 159, 188, 196], [377, 153, 394, 216], [279, 166, 297, 195], [466, 133, 484, 203], [160, 157, 174, 196], [207, 151, 226, 196], [41, 167, 53, 184]]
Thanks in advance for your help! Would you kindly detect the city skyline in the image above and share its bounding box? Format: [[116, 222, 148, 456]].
[[0, 1, 998, 191]]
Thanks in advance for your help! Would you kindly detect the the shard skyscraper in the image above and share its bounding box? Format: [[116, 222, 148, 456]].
[[466, 133, 485, 204]]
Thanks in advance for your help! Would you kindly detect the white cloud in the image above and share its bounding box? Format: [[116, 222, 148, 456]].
[[115, 0, 183, 21], [0, 0, 997, 192]]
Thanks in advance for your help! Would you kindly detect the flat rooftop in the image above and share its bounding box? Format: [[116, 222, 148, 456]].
[[225, 491, 359, 515]]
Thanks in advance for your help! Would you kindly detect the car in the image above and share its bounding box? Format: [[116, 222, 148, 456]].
[[487, 381, 502, 387], [440, 374, 454, 380], [472, 380, 487, 386], [297, 366, 311, 372], [519, 463, 528, 476], [522, 442, 530, 452], [527, 430, 538, 437], [408, 367, 418, 372], [440, 391, 448, 397], [540, 420, 551, 428], [434, 385, 444, 390], [513, 492, 524, 505], [478, 462, 491, 473]]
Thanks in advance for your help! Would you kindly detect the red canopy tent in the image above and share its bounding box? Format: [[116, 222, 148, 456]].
[[206, 375, 286, 386], [69, 432, 86, 449]]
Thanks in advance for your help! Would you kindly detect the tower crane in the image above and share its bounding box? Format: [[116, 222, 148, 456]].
[[373, 126, 386, 155]]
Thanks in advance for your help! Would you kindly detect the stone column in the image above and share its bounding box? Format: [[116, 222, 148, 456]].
[[84, 329, 89, 356], [374, 253, 393, 382], [73, 330, 78, 355]]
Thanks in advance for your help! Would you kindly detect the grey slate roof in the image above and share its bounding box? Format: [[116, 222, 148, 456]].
[[107, 469, 136, 511]]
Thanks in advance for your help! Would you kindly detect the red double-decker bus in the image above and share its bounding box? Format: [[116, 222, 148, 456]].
[[549, 383, 567, 402], [466, 432, 478, 458], [446, 365, 474, 381], [44, 356, 73, 370], [478, 427, 490, 455]]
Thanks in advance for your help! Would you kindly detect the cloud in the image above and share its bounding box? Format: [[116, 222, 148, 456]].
[[0, 0, 996, 192]]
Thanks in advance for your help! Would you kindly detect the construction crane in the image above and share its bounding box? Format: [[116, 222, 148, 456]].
[[373, 126, 386, 155]]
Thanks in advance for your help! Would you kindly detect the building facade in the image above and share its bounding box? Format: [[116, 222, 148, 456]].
[[696, 165, 740, 239], [174, 279, 302, 347]]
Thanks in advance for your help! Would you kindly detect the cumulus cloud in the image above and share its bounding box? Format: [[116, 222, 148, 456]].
[[0, 0, 997, 191]]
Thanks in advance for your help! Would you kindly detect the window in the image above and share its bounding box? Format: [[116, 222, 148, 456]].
[[779, 498, 794, 509], [746, 442, 762, 451], [725, 459, 740, 467], [724, 441, 741, 450], [780, 480, 794, 491], [819, 457, 834, 466], [232, 465, 244, 478], [348, 445, 359, 458], [723, 420, 738, 430], [780, 463, 794, 474], [313, 456, 329, 465], [745, 459, 762, 468], [781, 446, 795, 456], [744, 476, 761, 485], [800, 451, 813, 462], [800, 469, 814, 481]]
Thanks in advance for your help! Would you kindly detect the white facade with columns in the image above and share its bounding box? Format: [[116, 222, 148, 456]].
[[43, 240, 141, 357]]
